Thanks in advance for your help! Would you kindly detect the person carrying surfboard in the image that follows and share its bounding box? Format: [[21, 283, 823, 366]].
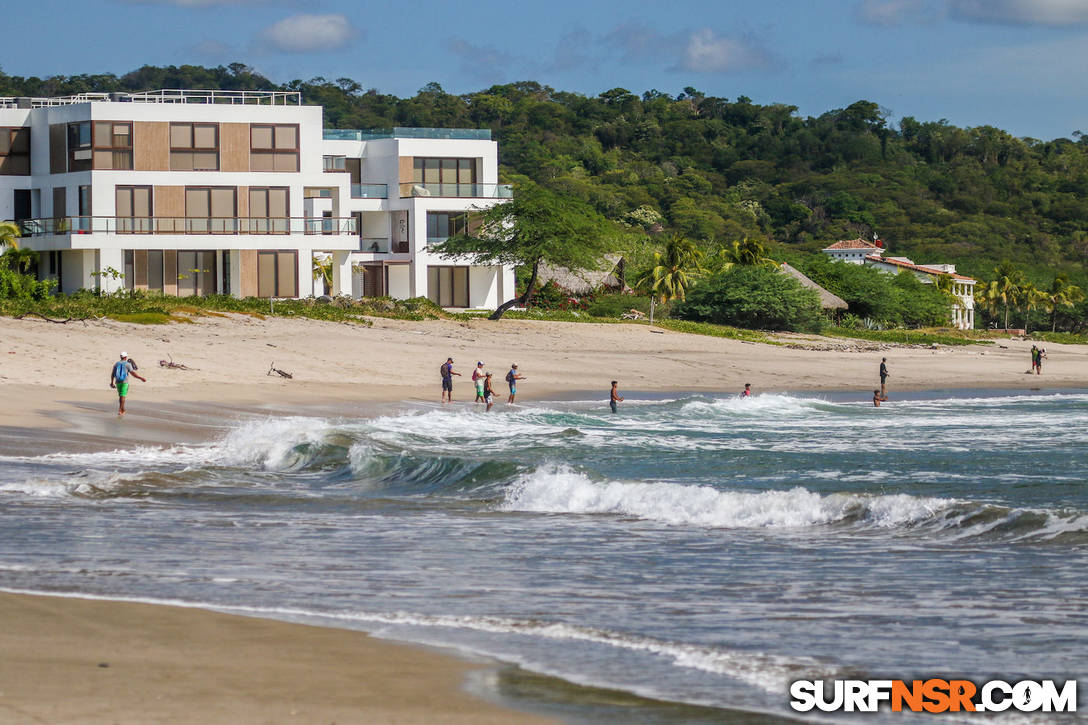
[[109, 351, 147, 417]]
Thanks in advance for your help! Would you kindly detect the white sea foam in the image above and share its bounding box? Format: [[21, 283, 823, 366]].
[[500, 465, 957, 530]]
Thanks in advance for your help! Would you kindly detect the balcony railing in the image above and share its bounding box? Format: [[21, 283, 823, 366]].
[[351, 183, 388, 198], [18, 216, 358, 237], [358, 238, 410, 254], [399, 183, 512, 199], [324, 127, 492, 141]]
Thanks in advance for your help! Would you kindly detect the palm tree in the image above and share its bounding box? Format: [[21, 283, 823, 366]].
[[1017, 281, 1044, 332], [312, 254, 333, 296], [0, 221, 21, 250], [985, 262, 1024, 330], [635, 234, 704, 303], [715, 236, 778, 270], [0, 221, 36, 274], [1044, 274, 1086, 332]]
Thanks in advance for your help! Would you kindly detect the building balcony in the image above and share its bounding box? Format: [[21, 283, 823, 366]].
[[324, 127, 492, 141], [357, 238, 409, 254], [350, 183, 388, 199], [17, 215, 358, 237], [398, 183, 512, 199]]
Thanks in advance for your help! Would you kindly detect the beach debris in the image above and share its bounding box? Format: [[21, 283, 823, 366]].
[[14, 311, 98, 324], [268, 362, 293, 379], [622, 309, 646, 320], [159, 355, 195, 371]]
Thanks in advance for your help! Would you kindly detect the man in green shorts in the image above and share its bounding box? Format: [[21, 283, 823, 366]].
[[110, 351, 147, 416]]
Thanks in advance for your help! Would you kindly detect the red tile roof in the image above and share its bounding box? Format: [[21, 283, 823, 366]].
[[823, 238, 883, 250], [864, 254, 974, 281]]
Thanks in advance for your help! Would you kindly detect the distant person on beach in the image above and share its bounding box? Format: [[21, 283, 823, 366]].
[[484, 372, 496, 411], [440, 357, 460, 403], [610, 380, 623, 414], [879, 358, 889, 397], [506, 364, 525, 403], [109, 351, 146, 417], [1037, 348, 1046, 375], [741, 383, 752, 397], [472, 361, 486, 403], [873, 389, 882, 407], [1030, 345, 1039, 373]]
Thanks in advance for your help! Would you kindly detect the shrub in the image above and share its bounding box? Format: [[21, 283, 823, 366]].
[[583, 291, 653, 318], [673, 266, 823, 332]]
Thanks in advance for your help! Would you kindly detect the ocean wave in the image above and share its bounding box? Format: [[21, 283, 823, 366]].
[[499, 466, 1088, 543]]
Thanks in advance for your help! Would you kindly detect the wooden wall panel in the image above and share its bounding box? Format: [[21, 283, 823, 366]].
[[236, 186, 249, 219], [399, 156, 413, 184], [153, 186, 184, 232], [133, 250, 148, 290], [220, 123, 250, 172], [49, 124, 66, 174], [164, 251, 178, 296], [134, 122, 170, 171], [240, 250, 258, 298]]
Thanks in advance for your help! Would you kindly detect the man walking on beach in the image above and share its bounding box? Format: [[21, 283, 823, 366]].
[[109, 352, 146, 417], [610, 380, 623, 414], [484, 372, 497, 412], [506, 364, 525, 404], [440, 357, 460, 404], [472, 361, 486, 403], [879, 357, 889, 398]]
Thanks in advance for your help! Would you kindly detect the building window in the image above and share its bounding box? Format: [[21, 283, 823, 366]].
[[256, 250, 298, 298], [323, 155, 346, 172], [185, 187, 236, 234], [177, 250, 217, 296], [68, 122, 133, 171], [116, 186, 152, 234], [251, 124, 299, 172], [0, 127, 30, 175], [170, 123, 219, 171], [426, 212, 469, 242], [248, 187, 289, 234], [413, 158, 476, 190], [427, 266, 469, 307]]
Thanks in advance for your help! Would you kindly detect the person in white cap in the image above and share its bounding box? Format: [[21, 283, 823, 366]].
[[472, 361, 486, 403], [109, 351, 146, 416]]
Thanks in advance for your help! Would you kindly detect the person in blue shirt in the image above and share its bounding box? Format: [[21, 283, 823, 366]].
[[109, 351, 146, 416], [440, 357, 460, 403]]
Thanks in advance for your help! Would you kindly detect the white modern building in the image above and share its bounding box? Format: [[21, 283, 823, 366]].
[[822, 238, 976, 329], [0, 89, 514, 308]]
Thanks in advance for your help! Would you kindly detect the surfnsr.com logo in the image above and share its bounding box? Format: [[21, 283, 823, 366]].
[[790, 679, 1078, 713]]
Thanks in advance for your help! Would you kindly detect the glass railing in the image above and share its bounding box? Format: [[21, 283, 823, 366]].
[[398, 183, 513, 199], [358, 238, 392, 253], [17, 216, 358, 236], [324, 127, 492, 141], [350, 183, 388, 198]]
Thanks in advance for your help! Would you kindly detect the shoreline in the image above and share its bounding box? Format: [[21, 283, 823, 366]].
[[2, 314, 1086, 721]]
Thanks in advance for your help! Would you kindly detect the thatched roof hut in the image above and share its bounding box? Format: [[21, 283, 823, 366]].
[[537, 255, 627, 294], [779, 263, 848, 310]]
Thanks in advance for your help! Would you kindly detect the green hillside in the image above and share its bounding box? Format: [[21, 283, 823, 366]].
[[3, 63, 1087, 322]]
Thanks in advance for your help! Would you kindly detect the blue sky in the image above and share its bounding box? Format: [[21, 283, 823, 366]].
[[4, 0, 1087, 140]]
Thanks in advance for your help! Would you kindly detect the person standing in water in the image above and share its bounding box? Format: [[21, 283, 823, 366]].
[[610, 380, 623, 414], [879, 357, 889, 398], [109, 351, 147, 417], [472, 361, 486, 403], [873, 389, 882, 407], [741, 383, 752, 398], [506, 364, 525, 404], [440, 357, 460, 403], [484, 372, 497, 412]]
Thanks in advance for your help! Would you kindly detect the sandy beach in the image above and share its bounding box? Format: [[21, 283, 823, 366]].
[[1, 313, 1085, 723]]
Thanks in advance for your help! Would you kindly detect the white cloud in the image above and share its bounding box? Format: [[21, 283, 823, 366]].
[[855, 0, 935, 26], [949, 0, 1088, 26], [257, 14, 359, 53], [675, 29, 773, 73]]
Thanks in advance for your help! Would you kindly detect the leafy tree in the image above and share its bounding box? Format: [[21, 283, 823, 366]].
[[1043, 274, 1085, 331], [714, 236, 778, 270], [635, 234, 704, 303], [976, 262, 1024, 330], [430, 181, 616, 320], [673, 265, 822, 331]]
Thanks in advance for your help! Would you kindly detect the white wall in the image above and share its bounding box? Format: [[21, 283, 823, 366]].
[[387, 264, 411, 298]]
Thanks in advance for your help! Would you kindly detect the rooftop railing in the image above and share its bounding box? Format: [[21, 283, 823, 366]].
[[399, 183, 512, 199], [0, 89, 301, 109], [17, 215, 356, 237], [324, 127, 492, 141]]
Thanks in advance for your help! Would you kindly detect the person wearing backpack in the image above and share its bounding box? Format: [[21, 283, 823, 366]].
[[109, 351, 147, 417], [440, 357, 460, 404], [505, 364, 525, 404]]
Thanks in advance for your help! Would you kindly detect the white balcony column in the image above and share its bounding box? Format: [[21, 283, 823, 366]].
[[98, 248, 125, 295], [228, 250, 242, 299], [300, 248, 315, 298], [410, 260, 428, 300], [330, 251, 353, 297]]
